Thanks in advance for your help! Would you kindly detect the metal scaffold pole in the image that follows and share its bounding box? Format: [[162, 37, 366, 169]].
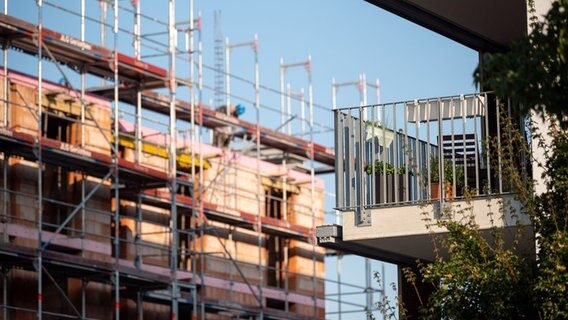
[[224, 36, 231, 209], [279, 58, 286, 132], [225, 33, 264, 319], [332, 73, 382, 317], [112, 0, 121, 319], [197, 11, 205, 318], [2, 0, 7, 128], [80, 0, 87, 270], [1, 0, 8, 251], [36, 1, 44, 319], [168, 0, 179, 318], [187, 0, 198, 317], [100, 0, 108, 87], [307, 54, 319, 317], [194, 7, 205, 319], [331, 77, 343, 320], [280, 57, 311, 134], [133, 0, 142, 164], [253, 32, 263, 320]]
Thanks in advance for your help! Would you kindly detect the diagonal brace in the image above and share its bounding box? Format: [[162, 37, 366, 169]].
[[41, 265, 83, 319], [41, 170, 113, 251]]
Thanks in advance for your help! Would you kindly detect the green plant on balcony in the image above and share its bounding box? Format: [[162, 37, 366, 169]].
[[428, 156, 465, 199], [364, 160, 408, 175], [364, 160, 409, 204]]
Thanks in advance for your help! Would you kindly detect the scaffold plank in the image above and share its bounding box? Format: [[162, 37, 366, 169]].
[[95, 89, 336, 167], [0, 13, 166, 88], [0, 127, 168, 187]]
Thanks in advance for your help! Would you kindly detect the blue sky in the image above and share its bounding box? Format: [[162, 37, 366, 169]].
[[7, 1, 478, 318]]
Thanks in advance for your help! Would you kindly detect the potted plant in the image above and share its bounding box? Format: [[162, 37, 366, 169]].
[[364, 160, 409, 203], [428, 156, 464, 200]]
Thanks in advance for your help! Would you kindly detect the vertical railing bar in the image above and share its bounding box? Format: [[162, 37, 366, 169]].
[[381, 104, 387, 204], [508, 98, 514, 191], [437, 98, 444, 205], [415, 101, 422, 201], [403, 102, 409, 202], [450, 97, 456, 197], [371, 105, 376, 206], [426, 100, 432, 200], [497, 96, 503, 194], [461, 96, 467, 193], [473, 95, 480, 195], [393, 104, 398, 204], [345, 109, 355, 207], [357, 105, 365, 213], [335, 111, 344, 209], [485, 92, 492, 194]]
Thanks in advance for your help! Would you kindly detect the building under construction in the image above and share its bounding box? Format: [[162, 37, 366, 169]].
[[0, 1, 339, 319]]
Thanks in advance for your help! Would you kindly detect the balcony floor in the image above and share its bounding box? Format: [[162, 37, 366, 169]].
[[318, 194, 534, 262]]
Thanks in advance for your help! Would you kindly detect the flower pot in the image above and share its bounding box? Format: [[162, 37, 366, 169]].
[[430, 182, 453, 200], [431, 182, 441, 200]]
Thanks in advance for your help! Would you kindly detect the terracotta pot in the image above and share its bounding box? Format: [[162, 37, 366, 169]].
[[430, 182, 441, 200], [430, 182, 453, 200], [444, 181, 454, 200]]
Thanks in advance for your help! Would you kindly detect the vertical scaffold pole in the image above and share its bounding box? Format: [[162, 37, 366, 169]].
[[168, 0, 179, 318], [361, 73, 374, 317], [3, 264, 8, 320], [2, 0, 7, 128], [100, 0, 108, 87], [192, 6, 204, 320], [307, 54, 319, 317], [331, 77, 343, 319], [80, 0, 87, 266], [279, 58, 285, 132], [286, 83, 290, 134], [224, 37, 231, 209], [132, 1, 143, 296], [133, 0, 142, 164], [187, 0, 197, 316], [197, 12, 206, 318], [36, 1, 44, 319], [280, 57, 311, 134], [1, 0, 8, 249], [112, 0, 120, 318], [253, 33, 263, 320], [225, 37, 231, 116], [226, 34, 265, 318], [300, 88, 305, 137]]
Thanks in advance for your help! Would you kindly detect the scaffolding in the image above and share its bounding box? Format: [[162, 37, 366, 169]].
[[329, 75, 386, 319], [0, 0, 339, 319]]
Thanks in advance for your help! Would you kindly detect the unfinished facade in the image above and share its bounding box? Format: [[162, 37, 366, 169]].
[[0, 1, 332, 319]]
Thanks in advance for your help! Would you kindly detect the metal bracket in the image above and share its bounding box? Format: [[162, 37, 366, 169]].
[[357, 208, 372, 226]]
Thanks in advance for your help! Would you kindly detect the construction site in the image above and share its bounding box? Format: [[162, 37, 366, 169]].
[[0, 0, 393, 319]]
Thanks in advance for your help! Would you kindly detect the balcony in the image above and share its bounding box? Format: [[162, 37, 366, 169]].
[[318, 92, 534, 263]]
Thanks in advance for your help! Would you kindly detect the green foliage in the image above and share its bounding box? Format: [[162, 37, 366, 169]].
[[419, 218, 535, 320], [364, 160, 408, 175], [531, 127, 568, 319], [376, 1, 568, 319], [475, 0, 568, 318], [428, 156, 465, 187], [475, 0, 568, 128]]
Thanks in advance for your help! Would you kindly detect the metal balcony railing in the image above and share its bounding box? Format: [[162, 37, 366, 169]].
[[334, 92, 529, 224]]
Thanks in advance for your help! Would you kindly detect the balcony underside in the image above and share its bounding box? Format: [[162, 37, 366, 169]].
[[318, 194, 534, 263], [364, 0, 528, 52]]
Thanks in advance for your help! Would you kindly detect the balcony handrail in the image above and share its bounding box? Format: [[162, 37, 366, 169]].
[[334, 91, 493, 112], [334, 91, 528, 223]]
